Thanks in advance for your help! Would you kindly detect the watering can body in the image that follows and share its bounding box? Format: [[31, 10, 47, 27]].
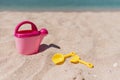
[[14, 21, 48, 55]]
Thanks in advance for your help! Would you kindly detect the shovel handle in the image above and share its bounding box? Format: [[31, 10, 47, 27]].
[[79, 60, 94, 68], [64, 52, 76, 58]]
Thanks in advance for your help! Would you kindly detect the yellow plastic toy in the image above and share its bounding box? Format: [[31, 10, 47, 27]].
[[70, 55, 94, 68], [52, 52, 76, 65]]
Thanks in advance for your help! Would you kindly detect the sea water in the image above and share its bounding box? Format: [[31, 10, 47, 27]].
[[0, 0, 120, 11]]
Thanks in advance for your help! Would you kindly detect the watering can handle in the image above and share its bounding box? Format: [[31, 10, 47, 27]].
[[15, 21, 38, 34]]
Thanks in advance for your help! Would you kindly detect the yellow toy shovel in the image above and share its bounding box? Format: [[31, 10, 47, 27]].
[[52, 52, 76, 65], [70, 55, 94, 68]]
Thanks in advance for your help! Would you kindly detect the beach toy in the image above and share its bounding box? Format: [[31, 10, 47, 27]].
[[52, 52, 76, 65], [14, 21, 48, 55], [70, 55, 94, 68]]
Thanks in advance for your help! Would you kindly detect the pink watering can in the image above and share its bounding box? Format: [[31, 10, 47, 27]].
[[14, 21, 48, 55]]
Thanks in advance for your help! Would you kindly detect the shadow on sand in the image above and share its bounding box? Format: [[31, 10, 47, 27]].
[[38, 43, 60, 53]]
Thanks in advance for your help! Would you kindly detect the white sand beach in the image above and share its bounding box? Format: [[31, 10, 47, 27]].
[[0, 11, 120, 80]]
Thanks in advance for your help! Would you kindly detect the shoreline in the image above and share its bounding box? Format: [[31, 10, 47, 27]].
[[1, 7, 120, 12]]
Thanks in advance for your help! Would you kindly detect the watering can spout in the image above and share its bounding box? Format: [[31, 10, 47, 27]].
[[39, 28, 48, 44], [40, 28, 48, 36]]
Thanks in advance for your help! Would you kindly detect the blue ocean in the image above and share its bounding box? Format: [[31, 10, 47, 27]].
[[0, 0, 120, 10]]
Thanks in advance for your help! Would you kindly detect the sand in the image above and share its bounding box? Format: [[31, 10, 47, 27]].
[[0, 11, 120, 80]]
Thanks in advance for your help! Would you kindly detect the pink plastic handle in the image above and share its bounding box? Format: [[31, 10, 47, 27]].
[[14, 21, 38, 34]]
